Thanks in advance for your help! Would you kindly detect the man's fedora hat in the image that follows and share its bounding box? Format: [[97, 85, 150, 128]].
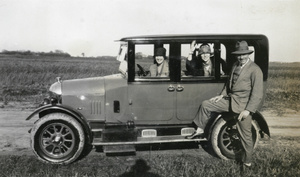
[[232, 41, 254, 55]]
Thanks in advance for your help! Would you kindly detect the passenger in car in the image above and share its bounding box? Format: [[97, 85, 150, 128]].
[[186, 41, 227, 76], [187, 40, 263, 167], [149, 47, 169, 77]]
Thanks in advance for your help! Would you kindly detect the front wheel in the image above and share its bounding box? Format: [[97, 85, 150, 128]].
[[30, 113, 85, 164], [211, 118, 259, 160]]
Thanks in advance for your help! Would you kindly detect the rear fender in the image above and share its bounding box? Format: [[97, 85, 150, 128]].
[[207, 111, 270, 140], [26, 104, 93, 143], [252, 111, 270, 138]]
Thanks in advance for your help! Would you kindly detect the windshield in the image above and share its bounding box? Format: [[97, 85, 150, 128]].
[[117, 42, 128, 62], [117, 42, 128, 76]]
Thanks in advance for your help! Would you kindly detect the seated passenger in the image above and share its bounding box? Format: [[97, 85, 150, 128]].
[[149, 47, 169, 77], [186, 41, 227, 76]]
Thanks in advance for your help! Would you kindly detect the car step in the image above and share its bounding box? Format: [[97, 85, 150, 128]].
[[92, 135, 207, 146], [103, 145, 136, 154]]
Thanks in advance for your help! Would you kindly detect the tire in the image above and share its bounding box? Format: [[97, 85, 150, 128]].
[[30, 113, 85, 164], [211, 118, 259, 160]]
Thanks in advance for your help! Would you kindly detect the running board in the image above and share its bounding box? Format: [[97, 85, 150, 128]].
[[92, 135, 207, 146], [103, 145, 136, 153]]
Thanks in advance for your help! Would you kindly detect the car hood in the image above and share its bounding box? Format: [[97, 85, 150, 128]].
[[61, 74, 126, 96], [62, 76, 106, 96]]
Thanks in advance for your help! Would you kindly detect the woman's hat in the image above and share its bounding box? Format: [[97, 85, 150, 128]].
[[154, 47, 166, 56], [232, 41, 253, 55], [198, 44, 212, 55]]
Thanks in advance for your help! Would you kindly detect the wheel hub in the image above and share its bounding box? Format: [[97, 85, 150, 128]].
[[53, 134, 63, 144]]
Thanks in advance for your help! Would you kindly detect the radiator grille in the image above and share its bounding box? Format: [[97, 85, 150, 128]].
[[91, 101, 101, 114]]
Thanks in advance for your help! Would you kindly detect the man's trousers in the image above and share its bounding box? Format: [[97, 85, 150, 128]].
[[193, 98, 253, 163]]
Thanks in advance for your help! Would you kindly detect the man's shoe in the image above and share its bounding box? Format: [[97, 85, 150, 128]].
[[186, 128, 204, 139], [243, 163, 251, 167], [186, 131, 204, 139], [241, 162, 252, 171]]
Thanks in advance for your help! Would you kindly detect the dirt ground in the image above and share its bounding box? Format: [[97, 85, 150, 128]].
[[0, 105, 300, 156]]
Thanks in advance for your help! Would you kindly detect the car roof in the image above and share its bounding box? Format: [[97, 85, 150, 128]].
[[119, 34, 268, 42]]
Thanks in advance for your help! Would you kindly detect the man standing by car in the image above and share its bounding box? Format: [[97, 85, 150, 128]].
[[187, 41, 264, 167]]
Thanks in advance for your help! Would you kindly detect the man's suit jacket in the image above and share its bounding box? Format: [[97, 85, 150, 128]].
[[221, 60, 263, 114]]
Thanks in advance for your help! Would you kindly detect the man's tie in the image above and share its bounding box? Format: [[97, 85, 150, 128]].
[[232, 63, 242, 87]]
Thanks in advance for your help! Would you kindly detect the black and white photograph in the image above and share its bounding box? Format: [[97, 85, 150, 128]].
[[0, 0, 299, 176]]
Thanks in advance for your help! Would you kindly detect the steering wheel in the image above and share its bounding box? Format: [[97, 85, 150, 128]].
[[137, 64, 147, 76]]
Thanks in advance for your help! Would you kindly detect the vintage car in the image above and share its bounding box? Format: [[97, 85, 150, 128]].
[[26, 34, 270, 164]]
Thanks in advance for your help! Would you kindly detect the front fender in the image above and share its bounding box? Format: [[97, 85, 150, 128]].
[[26, 104, 92, 143], [26, 104, 81, 120]]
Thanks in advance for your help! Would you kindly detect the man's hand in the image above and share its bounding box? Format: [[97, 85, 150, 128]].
[[209, 95, 223, 103], [237, 110, 250, 121]]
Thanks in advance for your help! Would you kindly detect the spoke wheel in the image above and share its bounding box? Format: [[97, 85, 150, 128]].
[[39, 123, 76, 159], [31, 113, 85, 164], [218, 124, 243, 157], [211, 118, 259, 160]]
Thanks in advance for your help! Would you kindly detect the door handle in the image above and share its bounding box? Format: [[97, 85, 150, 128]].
[[168, 85, 175, 92], [176, 85, 184, 92]]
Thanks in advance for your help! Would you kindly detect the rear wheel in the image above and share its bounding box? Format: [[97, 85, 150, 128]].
[[211, 118, 259, 160], [30, 113, 85, 164]]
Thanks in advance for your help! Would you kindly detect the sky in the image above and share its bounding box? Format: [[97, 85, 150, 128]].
[[0, 0, 299, 62]]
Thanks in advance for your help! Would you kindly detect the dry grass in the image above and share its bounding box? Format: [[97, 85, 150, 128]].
[[264, 62, 300, 114], [0, 137, 299, 177]]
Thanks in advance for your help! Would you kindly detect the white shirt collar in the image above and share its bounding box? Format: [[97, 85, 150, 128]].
[[241, 58, 250, 69]]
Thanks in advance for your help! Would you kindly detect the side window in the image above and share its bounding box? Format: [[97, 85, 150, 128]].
[[134, 44, 170, 81], [180, 44, 190, 76], [180, 42, 216, 81], [248, 46, 255, 61], [220, 43, 229, 76]]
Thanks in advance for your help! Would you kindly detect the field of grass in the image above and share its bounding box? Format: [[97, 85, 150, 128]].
[[0, 55, 119, 107], [1, 55, 299, 114], [264, 62, 300, 114], [0, 136, 299, 177]]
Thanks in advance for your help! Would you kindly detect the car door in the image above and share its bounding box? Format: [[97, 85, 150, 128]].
[[176, 81, 225, 121], [128, 83, 175, 123], [176, 42, 228, 121], [127, 43, 176, 124]]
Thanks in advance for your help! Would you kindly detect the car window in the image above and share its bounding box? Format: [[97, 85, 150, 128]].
[[248, 46, 255, 61], [181, 42, 227, 81], [130, 41, 256, 82], [134, 44, 170, 81], [220, 43, 229, 76]]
